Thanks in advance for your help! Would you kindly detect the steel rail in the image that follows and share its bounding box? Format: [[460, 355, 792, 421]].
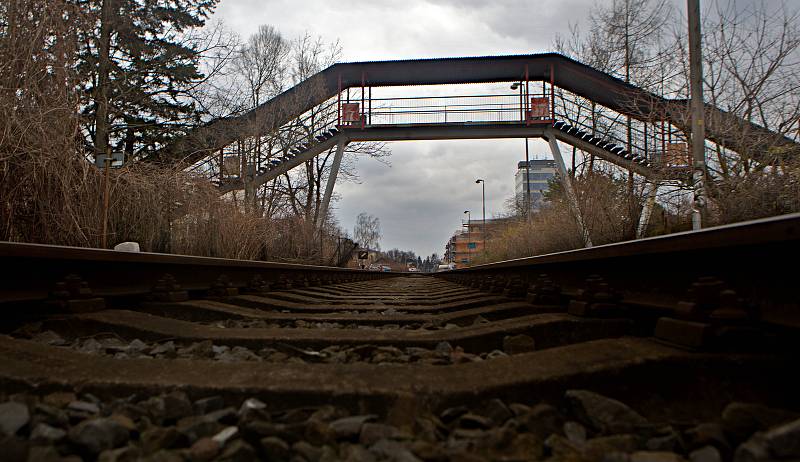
[[435, 213, 800, 328], [2, 213, 798, 329], [0, 242, 387, 306]]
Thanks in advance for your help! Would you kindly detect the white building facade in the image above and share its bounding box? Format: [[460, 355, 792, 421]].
[[515, 159, 557, 209]]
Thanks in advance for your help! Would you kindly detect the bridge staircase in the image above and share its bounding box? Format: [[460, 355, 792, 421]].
[[192, 87, 698, 195]]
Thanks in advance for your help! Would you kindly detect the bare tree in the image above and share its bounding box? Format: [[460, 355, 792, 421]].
[[353, 213, 381, 251], [272, 32, 389, 233], [554, 0, 800, 230]]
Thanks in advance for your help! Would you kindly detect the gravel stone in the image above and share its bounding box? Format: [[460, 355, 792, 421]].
[[758, 416, 800, 457], [79, 338, 104, 354], [98, 445, 141, 462], [434, 342, 452, 356], [32, 331, 66, 346], [482, 398, 512, 426], [486, 349, 508, 359], [457, 413, 492, 429], [566, 389, 649, 434], [150, 341, 176, 357], [26, 445, 61, 462], [413, 416, 444, 443], [145, 449, 184, 462], [162, 391, 193, 421], [140, 427, 184, 453], [0, 401, 29, 436], [544, 433, 581, 457], [31, 403, 68, 428], [646, 431, 681, 452], [239, 398, 267, 413], [69, 417, 130, 455], [30, 422, 67, 444], [293, 440, 323, 462], [360, 423, 403, 446], [685, 423, 730, 452], [212, 426, 238, 445], [564, 420, 588, 445], [721, 402, 799, 443], [67, 400, 100, 415], [260, 436, 290, 460], [370, 439, 422, 462], [204, 407, 238, 425], [109, 413, 137, 432], [508, 403, 532, 416], [330, 414, 377, 440], [344, 444, 378, 462], [188, 437, 220, 461], [177, 415, 223, 443], [194, 396, 225, 415], [439, 406, 468, 423], [582, 434, 638, 459], [690, 445, 722, 462], [518, 403, 563, 436], [304, 418, 333, 446], [127, 339, 147, 352], [42, 391, 76, 408]]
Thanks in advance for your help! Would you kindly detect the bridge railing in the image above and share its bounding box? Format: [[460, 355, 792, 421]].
[[365, 94, 529, 125], [186, 97, 340, 184], [184, 86, 714, 189]]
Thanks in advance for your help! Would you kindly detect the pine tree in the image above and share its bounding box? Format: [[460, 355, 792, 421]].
[[78, 0, 219, 160]]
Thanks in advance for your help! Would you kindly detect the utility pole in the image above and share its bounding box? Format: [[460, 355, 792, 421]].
[[525, 139, 531, 216], [95, 0, 114, 160], [688, 0, 707, 230], [475, 179, 486, 254], [463, 210, 471, 266], [101, 155, 111, 249]]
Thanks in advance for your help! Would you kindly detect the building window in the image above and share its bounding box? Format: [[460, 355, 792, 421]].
[[526, 173, 555, 181]]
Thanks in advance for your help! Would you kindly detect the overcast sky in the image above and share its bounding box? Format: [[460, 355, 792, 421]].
[[206, 0, 742, 258]]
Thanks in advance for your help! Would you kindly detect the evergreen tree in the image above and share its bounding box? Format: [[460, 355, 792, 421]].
[[78, 0, 219, 160]]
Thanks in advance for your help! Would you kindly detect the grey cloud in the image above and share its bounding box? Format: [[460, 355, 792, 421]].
[[333, 138, 550, 256]]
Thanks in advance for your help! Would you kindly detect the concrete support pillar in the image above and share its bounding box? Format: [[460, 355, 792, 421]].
[[547, 135, 592, 247], [318, 138, 347, 229], [636, 182, 659, 239]]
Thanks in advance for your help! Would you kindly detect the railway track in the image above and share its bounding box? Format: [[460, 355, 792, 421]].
[[0, 215, 799, 461]]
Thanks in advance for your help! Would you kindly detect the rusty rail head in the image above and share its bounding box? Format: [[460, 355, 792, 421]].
[[0, 242, 390, 306], [435, 213, 800, 329]]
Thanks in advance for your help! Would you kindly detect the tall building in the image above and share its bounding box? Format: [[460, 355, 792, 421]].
[[515, 159, 557, 209]]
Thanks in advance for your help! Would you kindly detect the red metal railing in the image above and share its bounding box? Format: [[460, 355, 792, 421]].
[[337, 93, 553, 126]]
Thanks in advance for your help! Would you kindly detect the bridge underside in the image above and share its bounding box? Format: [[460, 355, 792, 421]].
[[218, 122, 663, 194], [161, 53, 797, 170], [156, 53, 797, 208]]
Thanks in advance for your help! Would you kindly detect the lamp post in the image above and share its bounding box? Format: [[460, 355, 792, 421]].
[[475, 179, 486, 253], [511, 82, 531, 216], [463, 210, 471, 266]]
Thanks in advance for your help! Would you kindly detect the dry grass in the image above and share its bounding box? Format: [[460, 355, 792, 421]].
[[477, 162, 800, 264], [476, 171, 648, 263], [709, 164, 800, 226], [0, 1, 342, 264]]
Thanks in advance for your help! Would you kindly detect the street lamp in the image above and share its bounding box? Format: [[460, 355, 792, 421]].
[[463, 210, 471, 265], [475, 179, 486, 253], [511, 83, 531, 216]]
